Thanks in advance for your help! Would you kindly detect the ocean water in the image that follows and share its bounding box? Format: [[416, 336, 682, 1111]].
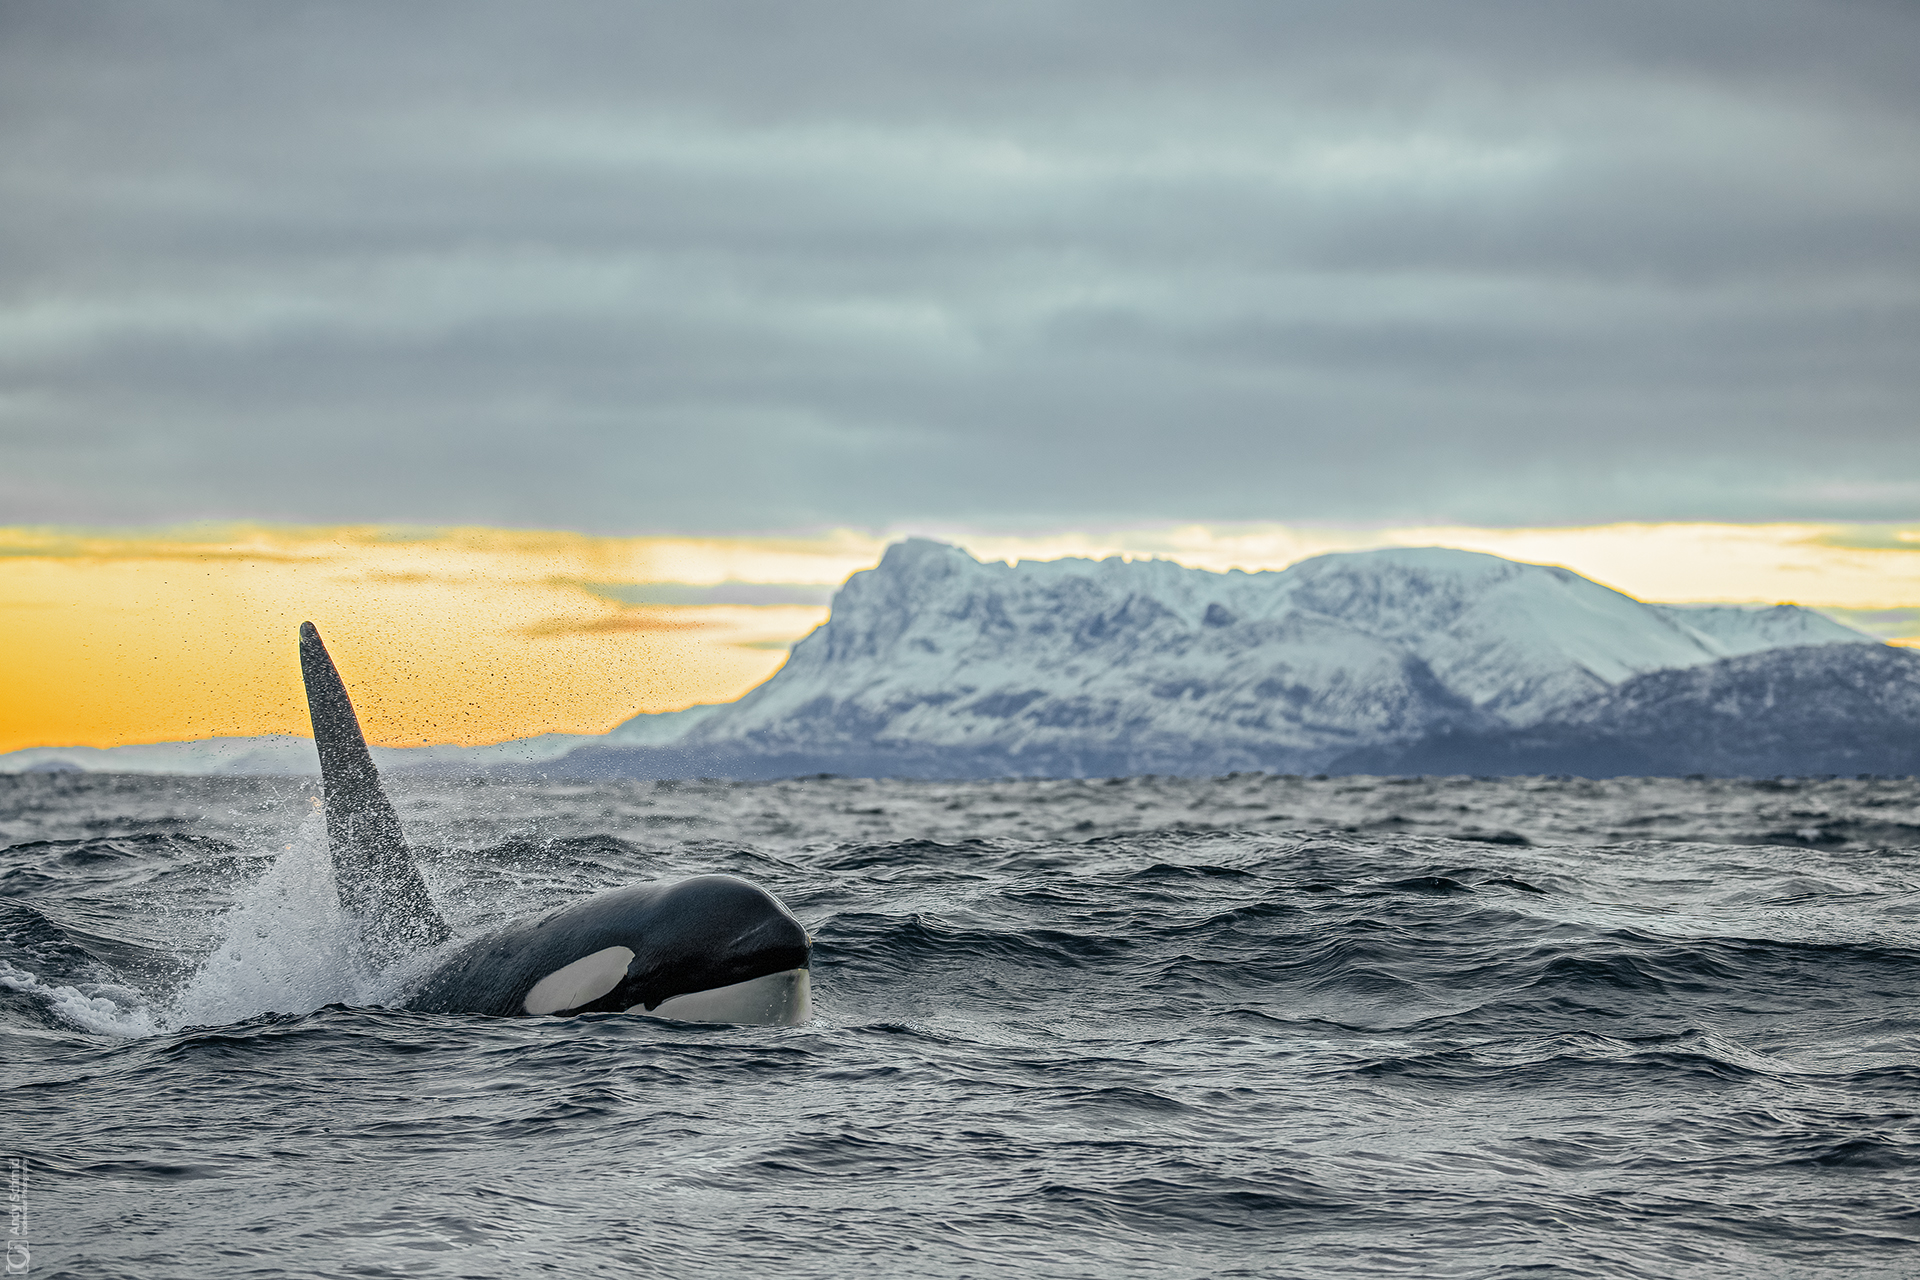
[[4, 771, 1919, 1278]]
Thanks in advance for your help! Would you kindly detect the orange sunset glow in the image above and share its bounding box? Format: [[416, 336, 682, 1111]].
[[0, 525, 880, 754]]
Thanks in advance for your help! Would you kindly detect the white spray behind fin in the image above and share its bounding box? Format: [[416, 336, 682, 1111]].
[[169, 811, 390, 1027]]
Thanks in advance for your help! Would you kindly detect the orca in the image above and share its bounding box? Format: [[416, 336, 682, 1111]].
[[297, 622, 811, 1024]]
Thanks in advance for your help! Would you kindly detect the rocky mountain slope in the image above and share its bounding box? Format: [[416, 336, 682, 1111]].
[[1336, 644, 1920, 778]]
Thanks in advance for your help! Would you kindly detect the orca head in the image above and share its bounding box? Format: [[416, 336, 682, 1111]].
[[620, 874, 812, 1016], [517, 875, 812, 1025]]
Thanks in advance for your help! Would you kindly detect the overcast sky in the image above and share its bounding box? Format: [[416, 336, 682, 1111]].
[[2, 0, 1916, 535]]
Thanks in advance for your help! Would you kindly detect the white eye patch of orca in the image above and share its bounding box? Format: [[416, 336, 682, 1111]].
[[523, 945, 635, 1015], [638, 968, 811, 1026]]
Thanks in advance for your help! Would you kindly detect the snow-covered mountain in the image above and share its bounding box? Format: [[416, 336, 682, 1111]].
[[0, 703, 732, 777], [1, 540, 1879, 779], [0, 736, 322, 776], [569, 540, 1879, 777], [0, 732, 606, 777]]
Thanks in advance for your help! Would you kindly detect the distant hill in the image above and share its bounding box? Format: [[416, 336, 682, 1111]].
[[1332, 643, 1920, 778]]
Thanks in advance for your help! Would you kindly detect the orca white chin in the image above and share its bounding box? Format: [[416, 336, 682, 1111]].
[[639, 968, 812, 1026]]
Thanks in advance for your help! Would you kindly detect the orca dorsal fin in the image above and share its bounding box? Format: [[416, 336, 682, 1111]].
[[299, 622, 451, 964]]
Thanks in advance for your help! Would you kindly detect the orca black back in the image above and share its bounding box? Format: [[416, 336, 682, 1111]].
[[404, 875, 811, 1017]]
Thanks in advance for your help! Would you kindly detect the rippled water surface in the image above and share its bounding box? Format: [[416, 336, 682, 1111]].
[[5, 772, 1920, 1278]]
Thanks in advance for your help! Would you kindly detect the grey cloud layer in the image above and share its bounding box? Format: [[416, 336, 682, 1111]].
[[3, 0, 1916, 531]]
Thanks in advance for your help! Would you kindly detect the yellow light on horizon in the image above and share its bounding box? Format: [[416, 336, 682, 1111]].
[[931, 520, 1920, 609], [0, 525, 854, 753]]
